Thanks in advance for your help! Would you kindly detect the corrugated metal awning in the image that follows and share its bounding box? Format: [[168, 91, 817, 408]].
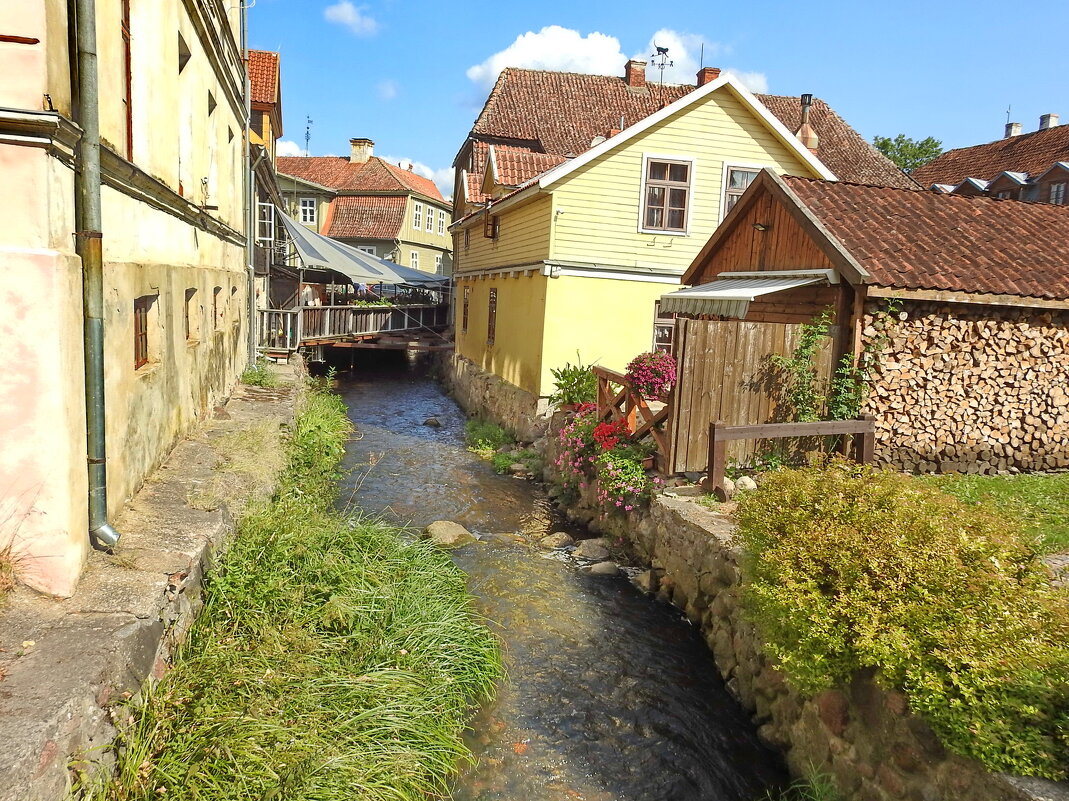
[[659, 270, 836, 319]]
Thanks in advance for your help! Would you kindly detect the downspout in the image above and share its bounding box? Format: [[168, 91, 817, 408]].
[[241, 1, 256, 363], [74, 0, 120, 548]]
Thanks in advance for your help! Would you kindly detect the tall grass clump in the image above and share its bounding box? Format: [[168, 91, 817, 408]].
[[736, 461, 1069, 780], [240, 357, 279, 388], [95, 384, 501, 801], [464, 418, 513, 457]]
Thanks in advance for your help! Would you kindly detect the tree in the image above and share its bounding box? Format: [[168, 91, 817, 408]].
[[872, 134, 943, 173]]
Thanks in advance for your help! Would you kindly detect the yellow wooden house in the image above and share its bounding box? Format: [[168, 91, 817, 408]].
[[448, 62, 913, 435]]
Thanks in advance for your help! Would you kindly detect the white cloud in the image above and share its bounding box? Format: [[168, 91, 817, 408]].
[[381, 154, 455, 197], [377, 79, 398, 101], [722, 69, 768, 94], [640, 29, 721, 85], [276, 139, 307, 157], [466, 26, 627, 89], [324, 1, 378, 36]]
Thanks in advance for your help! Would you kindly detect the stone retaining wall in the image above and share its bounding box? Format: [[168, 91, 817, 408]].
[[863, 301, 1069, 474], [440, 354, 552, 441], [546, 424, 1067, 801]]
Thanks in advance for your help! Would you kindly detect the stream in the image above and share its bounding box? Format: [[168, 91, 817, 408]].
[[334, 352, 787, 801]]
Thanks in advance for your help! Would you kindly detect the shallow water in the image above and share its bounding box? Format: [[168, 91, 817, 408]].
[[335, 352, 786, 801]]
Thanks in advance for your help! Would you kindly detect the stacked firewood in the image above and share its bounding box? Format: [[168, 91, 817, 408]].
[[861, 301, 1069, 474]]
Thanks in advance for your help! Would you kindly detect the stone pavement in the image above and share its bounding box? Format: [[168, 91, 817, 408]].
[[0, 365, 299, 801]]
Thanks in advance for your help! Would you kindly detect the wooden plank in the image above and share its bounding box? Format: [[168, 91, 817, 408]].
[[666, 316, 687, 472], [716, 419, 875, 441], [704, 420, 727, 497]]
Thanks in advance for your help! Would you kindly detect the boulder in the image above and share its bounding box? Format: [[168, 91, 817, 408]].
[[421, 520, 475, 548], [574, 538, 610, 561], [587, 561, 619, 576], [422, 417, 441, 428], [735, 475, 758, 492], [632, 570, 656, 593], [540, 532, 574, 549]]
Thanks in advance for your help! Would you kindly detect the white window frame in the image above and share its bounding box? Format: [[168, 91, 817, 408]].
[[438, 209, 446, 235], [637, 153, 696, 236], [1050, 182, 1066, 205], [434, 254, 442, 272], [426, 205, 434, 232], [410, 251, 419, 270], [256, 202, 275, 243], [299, 197, 316, 225], [357, 245, 376, 255], [719, 162, 768, 222], [413, 202, 422, 230]]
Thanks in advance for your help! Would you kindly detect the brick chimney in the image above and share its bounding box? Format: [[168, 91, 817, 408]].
[[696, 67, 721, 87], [349, 137, 374, 163], [795, 93, 819, 154], [1039, 113, 1060, 131], [1005, 122, 1022, 138], [624, 59, 647, 88]]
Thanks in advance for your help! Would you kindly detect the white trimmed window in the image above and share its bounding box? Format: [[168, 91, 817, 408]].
[[438, 209, 446, 235], [723, 166, 760, 217], [413, 202, 422, 230], [299, 197, 316, 224], [640, 157, 692, 233], [426, 205, 434, 232], [357, 245, 375, 255], [256, 202, 275, 243], [435, 254, 442, 272], [1051, 183, 1066, 205], [410, 251, 419, 270]]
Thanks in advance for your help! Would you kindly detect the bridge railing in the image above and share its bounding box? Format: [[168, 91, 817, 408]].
[[257, 304, 450, 351], [258, 308, 299, 351]]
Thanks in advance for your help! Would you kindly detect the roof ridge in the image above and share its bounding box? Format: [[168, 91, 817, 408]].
[[499, 65, 690, 85], [786, 173, 1069, 209], [936, 124, 1069, 157]]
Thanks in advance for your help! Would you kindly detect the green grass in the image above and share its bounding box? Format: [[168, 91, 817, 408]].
[[763, 772, 842, 801], [240, 358, 279, 388], [922, 472, 1069, 553], [488, 448, 542, 476], [464, 419, 514, 458], [92, 385, 501, 801]]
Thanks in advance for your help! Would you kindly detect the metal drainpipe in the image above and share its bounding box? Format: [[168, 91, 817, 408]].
[[241, 1, 256, 364], [74, 0, 120, 549]]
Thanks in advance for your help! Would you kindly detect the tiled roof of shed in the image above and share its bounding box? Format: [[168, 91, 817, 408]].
[[911, 125, 1069, 187], [783, 176, 1069, 300], [462, 67, 914, 196], [248, 50, 279, 106], [324, 196, 407, 239], [277, 156, 445, 201], [490, 143, 568, 187]]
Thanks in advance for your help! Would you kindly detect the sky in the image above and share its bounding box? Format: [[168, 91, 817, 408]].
[[250, 0, 1069, 197]]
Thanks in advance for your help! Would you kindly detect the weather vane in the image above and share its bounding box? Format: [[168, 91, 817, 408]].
[[304, 115, 313, 155], [650, 45, 673, 90]]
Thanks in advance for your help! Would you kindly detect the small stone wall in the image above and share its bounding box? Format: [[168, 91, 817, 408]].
[[440, 354, 552, 441], [863, 301, 1069, 474], [545, 427, 1067, 801]]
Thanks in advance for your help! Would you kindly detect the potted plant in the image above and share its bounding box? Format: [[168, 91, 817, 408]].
[[549, 355, 598, 411]]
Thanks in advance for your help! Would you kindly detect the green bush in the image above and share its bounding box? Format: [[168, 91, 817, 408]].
[[240, 357, 278, 388], [548, 357, 597, 407], [464, 418, 514, 457], [736, 461, 1069, 779]]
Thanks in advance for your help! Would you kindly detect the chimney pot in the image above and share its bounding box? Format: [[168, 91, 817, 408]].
[[1039, 113, 1060, 131], [624, 59, 647, 88], [349, 137, 374, 163], [795, 94, 819, 153], [696, 67, 721, 87], [1005, 122, 1022, 138]]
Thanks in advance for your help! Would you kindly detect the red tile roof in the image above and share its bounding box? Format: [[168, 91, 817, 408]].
[[462, 67, 913, 195], [324, 195, 407, 239], [911, 125, 1069, 187], [248, 50, 279, 106], [490, 144, 568, 187], [782, 176, 1069, 300], [277, 155, 445, 201]]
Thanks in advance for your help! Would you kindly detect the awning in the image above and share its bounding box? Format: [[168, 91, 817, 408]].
[[659, 270, 835, 319], [278, 212, 448, 287]]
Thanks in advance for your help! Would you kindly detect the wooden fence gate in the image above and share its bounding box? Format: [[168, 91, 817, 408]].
[[667, 317, 836, 473]]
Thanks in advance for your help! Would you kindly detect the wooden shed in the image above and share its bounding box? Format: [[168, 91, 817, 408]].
[[661, 169, 1069, 475]]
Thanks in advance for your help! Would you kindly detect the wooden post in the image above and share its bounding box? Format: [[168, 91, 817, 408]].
[[858, 413, 875, 464], [704, 420, 727, 499]]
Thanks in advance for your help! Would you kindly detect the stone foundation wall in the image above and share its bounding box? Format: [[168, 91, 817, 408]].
[[863, 301, 1069, 474], [545, 426, 1065, 801], [440, 354, 552, 441]]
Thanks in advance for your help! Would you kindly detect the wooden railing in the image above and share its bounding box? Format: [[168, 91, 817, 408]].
[[704, 415, 876, 498], [593, 366, 670, 471], [257, 303, 450, 351]]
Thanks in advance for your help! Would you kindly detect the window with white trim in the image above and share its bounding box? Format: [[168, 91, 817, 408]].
[[256, 202, 275, 243], [1051, 183, 1066, 205], [435, 254, 442, 272], [413, 202, 422, 230], [299, 197, 316, 224], [357, 245, 376, 255], [426, 205, 434, 232], [438, 209, 446, 235], [410, 251, 419, 270], [641, 158, 691, 233], [723, 167, 760, 216]]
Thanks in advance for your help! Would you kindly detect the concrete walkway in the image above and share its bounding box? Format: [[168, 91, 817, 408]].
[[0, 365, 299, 801]]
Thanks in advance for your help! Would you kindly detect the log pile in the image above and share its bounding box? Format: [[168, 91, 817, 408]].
[[861, 301, 1069, 474]]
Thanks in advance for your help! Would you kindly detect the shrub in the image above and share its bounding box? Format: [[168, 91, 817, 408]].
[[553, 404, 600, 492], [240, 357, 278, 388], [548, 357, 598, 407], [736, 461, 1069, 779], [464, 419, 513, 457], [625, 351, 676, 401], [594, 451, 654, 512]]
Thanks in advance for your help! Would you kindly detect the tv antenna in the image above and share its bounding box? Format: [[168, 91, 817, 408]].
[[304, 115, 313, 155], [650, 45, 673, 90]]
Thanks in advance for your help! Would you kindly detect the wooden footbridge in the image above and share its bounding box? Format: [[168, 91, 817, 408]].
[[257, 303, 452, 357]]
